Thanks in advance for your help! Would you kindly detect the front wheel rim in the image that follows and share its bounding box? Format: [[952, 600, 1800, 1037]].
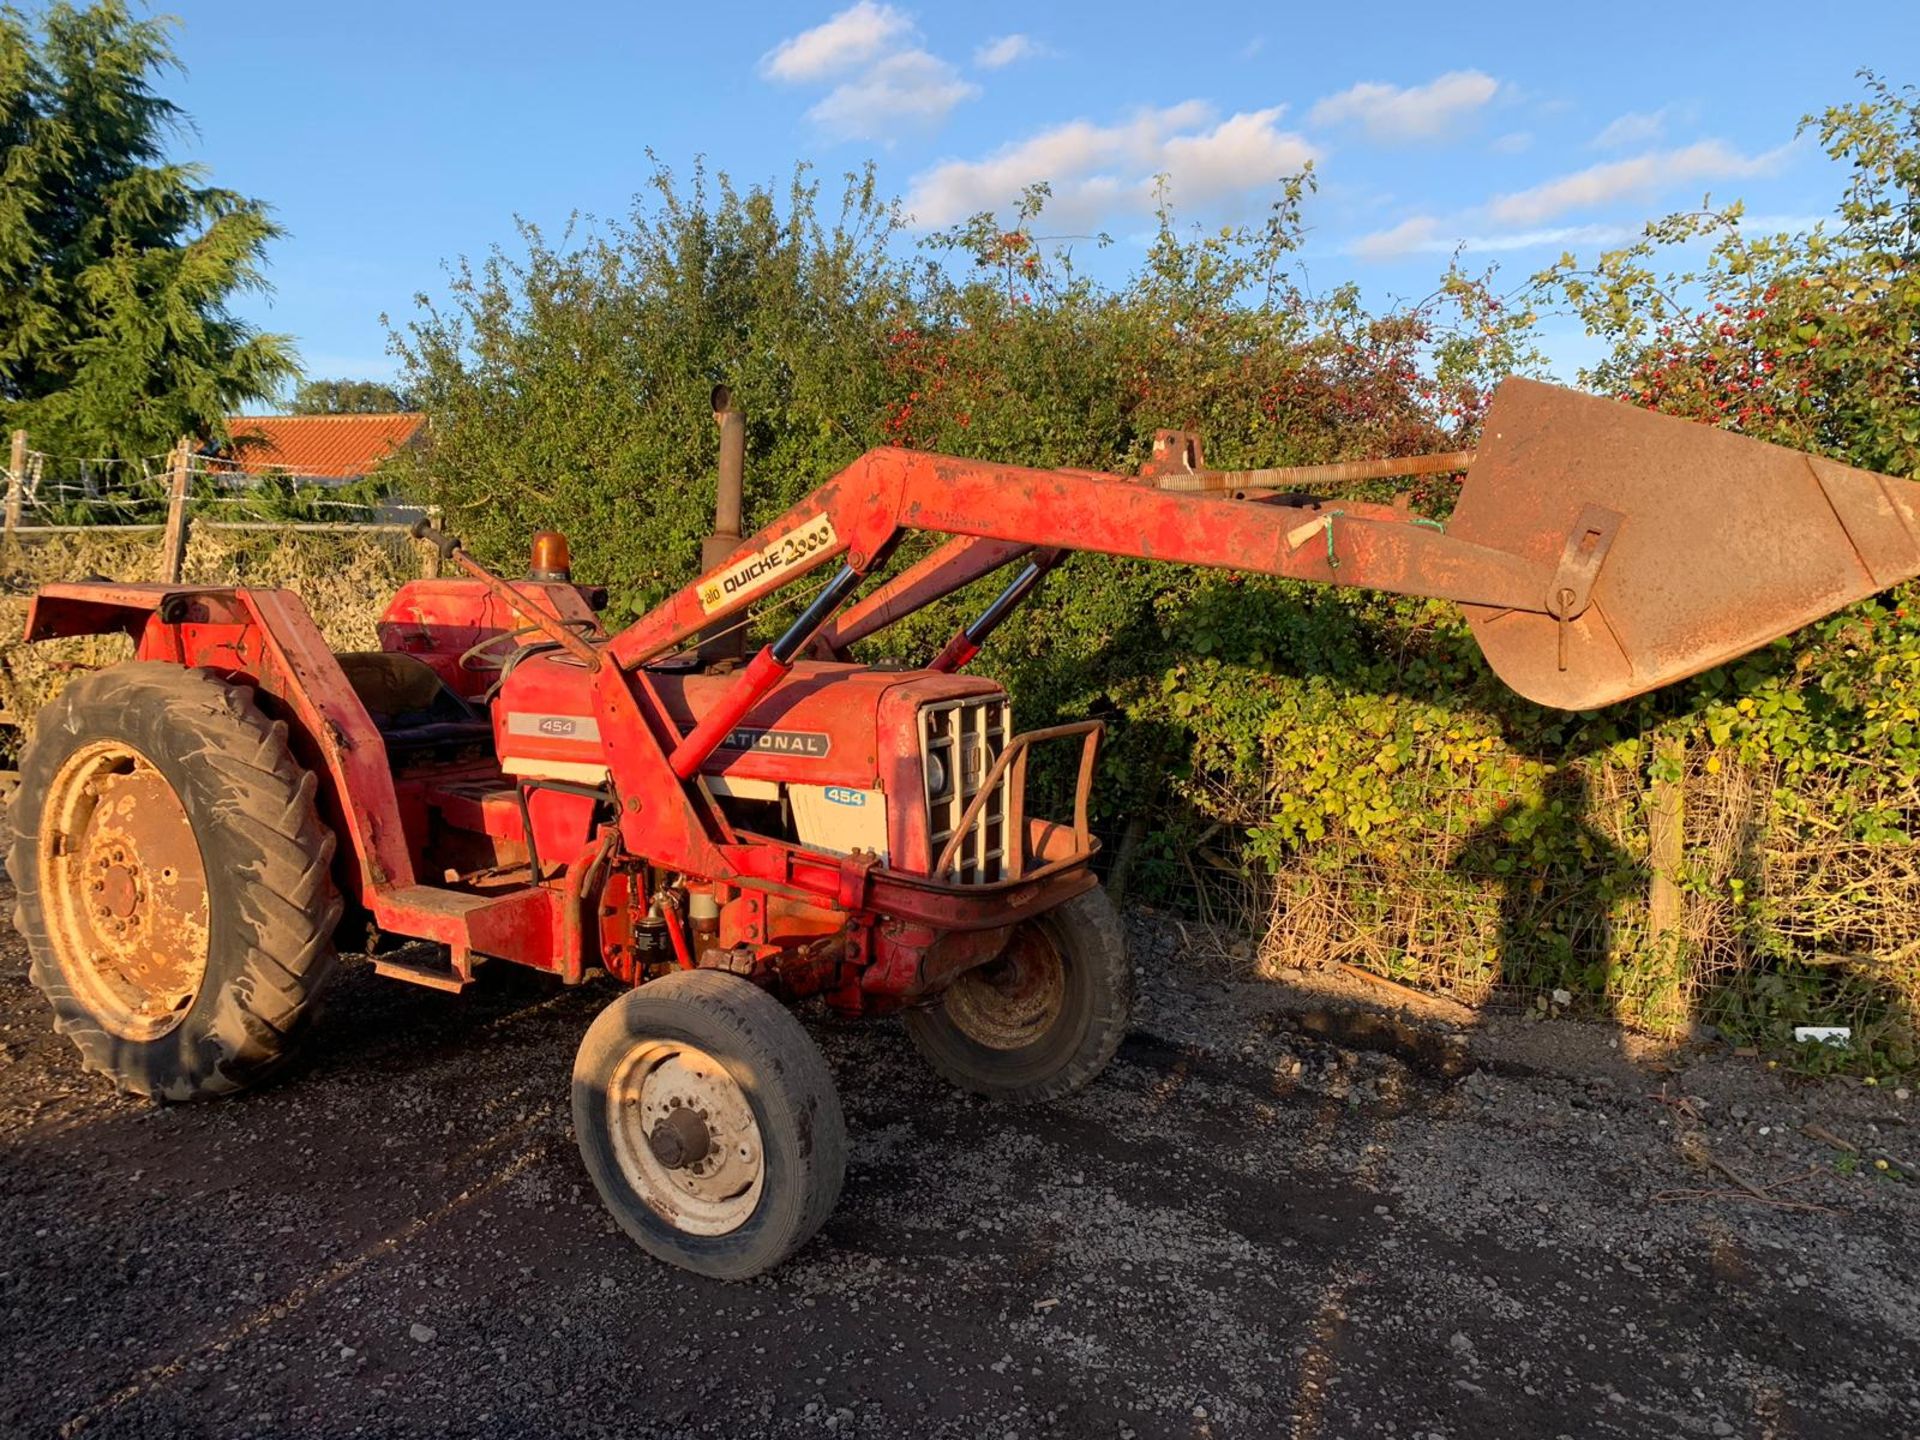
[[941, 922, 1069, 1051], [607, 1041, 765, 1236], [39, 740, 211, 1042]]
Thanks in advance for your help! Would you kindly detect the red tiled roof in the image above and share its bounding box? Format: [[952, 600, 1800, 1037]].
[[222, 413, 425, 479]]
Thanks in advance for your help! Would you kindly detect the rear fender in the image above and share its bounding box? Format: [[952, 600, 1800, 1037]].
[[25, 582, 235, 644], [23, 582, 416, 904]]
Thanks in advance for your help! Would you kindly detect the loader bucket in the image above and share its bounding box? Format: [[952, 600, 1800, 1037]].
[[1449, 379, 1920, 710]]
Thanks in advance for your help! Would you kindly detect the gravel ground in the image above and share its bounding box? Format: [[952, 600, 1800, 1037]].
[[1, 887, 1916, 1440]]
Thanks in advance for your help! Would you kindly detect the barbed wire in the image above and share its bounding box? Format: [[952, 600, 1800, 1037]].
[[190, 493, 427, 511], [24, 449, 169, 469], [6, 445, 401, 482]]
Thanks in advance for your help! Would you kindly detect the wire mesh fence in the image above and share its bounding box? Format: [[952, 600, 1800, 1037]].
[[1095, 738, 1920, 1067], [3, 433, 429, 530]]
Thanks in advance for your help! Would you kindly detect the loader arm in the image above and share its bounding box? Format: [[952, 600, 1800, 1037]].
[[808, 497, 1422, 661], [609, 379, 1920, 713], [611, 448, 1554, 664]]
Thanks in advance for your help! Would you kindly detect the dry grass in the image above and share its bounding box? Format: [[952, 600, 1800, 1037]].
[[0, 528, 427, 761]]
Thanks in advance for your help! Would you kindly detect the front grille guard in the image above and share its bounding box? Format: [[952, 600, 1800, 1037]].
[[931, 720, 1102, 883]]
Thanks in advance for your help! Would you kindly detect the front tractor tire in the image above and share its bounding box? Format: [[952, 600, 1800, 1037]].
[[8, 662, 342, 1101], [905, 885, 1133, 1104], [573, 970, 847, 1281]]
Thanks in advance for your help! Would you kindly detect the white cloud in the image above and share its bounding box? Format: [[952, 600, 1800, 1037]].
[[1161, 109, 1314, 203], [1352, 215, 1637, 259], [761, 2, 913, 83], [809, 50, 978, 139], [1308, 70, 1500, 142], [975, 33, 1041, 69], [904, 102, 1317, 229], [1350, 206, 1827, 261], [1351, 215, 1442, 258], [1491, 130, 1532, 155], [1590, 108, 1669, 150], [1489, 139, 1790, 225]]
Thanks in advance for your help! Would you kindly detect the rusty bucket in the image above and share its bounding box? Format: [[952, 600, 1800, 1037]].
[[1450, 380, 1920, 710]]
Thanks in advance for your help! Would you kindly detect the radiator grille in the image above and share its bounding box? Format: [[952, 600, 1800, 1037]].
[[919, 695, 1011, 882]]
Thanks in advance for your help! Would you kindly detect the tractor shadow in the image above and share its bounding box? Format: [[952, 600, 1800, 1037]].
[[1446, 757, 1644, 1030], [297, 947, 599, 1085]]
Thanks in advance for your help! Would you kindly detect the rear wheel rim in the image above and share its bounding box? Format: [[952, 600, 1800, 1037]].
[[39, 740, 211, 1042], [608, 1041, 765, 1236], [942, 922, 1068, 1051]]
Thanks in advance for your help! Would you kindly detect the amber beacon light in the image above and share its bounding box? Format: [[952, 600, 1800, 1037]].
[[528, 530, 571, 581]]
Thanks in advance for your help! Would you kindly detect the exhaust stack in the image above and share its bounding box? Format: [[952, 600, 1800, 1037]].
[[710, 383, 745, 547], [698, 385, 749, 665]]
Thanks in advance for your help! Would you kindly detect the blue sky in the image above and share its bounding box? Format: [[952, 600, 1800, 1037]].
[[149, 0, 1917, 392]]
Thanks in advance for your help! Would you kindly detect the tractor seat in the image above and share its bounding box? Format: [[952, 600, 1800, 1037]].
[[336, 652, 491, 749]]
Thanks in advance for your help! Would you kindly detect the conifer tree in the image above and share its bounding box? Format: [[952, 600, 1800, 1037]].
[[0, 1, 295, 457]]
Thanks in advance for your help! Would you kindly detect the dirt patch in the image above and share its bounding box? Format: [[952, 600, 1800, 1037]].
[[0, 895, 1914, 1437]]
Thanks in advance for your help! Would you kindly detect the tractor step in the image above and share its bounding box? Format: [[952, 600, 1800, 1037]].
[[369, 882, 559, 971], [370, 953, 472, 993]]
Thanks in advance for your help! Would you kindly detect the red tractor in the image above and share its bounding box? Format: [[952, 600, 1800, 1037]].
[[10, 380, 1918, 1277]]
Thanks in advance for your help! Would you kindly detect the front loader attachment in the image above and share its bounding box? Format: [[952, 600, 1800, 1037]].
[[608, 377, 1920, 717], [1452, 380, 1920, 710]]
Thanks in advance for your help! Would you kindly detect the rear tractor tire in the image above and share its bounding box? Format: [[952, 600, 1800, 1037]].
[[573, 970, 847, 1280], [904, 885, 1133, 1104], [7, 662, 343, 1100]]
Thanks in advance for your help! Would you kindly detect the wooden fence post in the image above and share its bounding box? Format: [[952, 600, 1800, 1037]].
[[160, 437, 191, 583], [418, 504, 442, 579], [1648, 732, 1686, 957], [5, 429, 25, 539]]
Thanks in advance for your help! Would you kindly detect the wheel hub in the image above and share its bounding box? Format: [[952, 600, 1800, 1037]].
[[647, 1106, 713, 1169], [100, 864, 139, 920], [39, 742, 210, 1042], [608, 1042, 765, 1236], [942, 923, 1068, 1051]]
